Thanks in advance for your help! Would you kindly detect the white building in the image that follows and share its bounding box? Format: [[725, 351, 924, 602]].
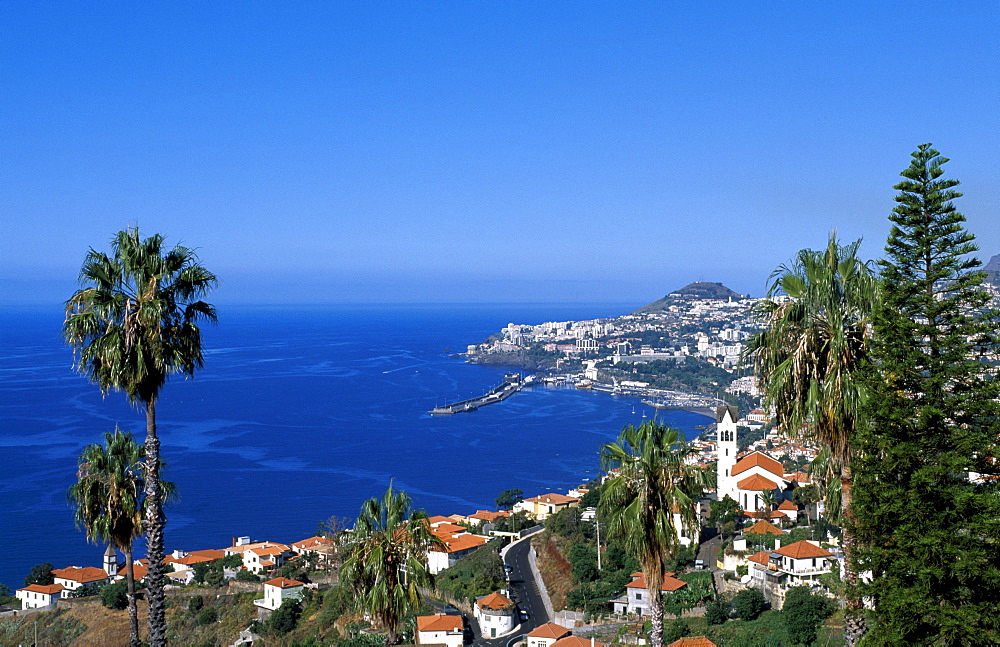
[[51, 566, 110, 591], [475, 591, 515, 639], [254, 577, 304, 611], [611, 572, 688, 615], [416, 614, 464, 647], [526, 622, 571, 647], [16, 583, 64, 609]]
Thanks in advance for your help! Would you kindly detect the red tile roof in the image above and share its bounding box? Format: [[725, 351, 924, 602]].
[[264, 577, 304, 588], [668, 638, 717, 647], [747, 550, 771, 566], [553, 637, 606, 647], [417, 614, 463, 633], [52, 567, 109, 584], [435, 533, 487, 553], [293, 536, 333, 550], [526, 493, 580, 505], [775, 540, 834, 559], [731, 452, 784, 478], [478, 591, 514, 610], [777, 499, 798, 511], [527, 622, 571, 640], [189, 549, 226, 560], [625, 572, 687, 592], [19, 583, 64, 595], [736, 474, 778, 491], [745, 520, 783, 535]]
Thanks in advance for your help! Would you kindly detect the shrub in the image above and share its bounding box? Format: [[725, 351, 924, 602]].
[[267, 600, 302, 635], [100, 580, 128, 610], [732, 587, 767, 621], [782, 587, 835, 645], [196, 607, 218, 626], [188, 595, 204, 614], [236, 569, 260, 582], [705, 597, 729, 625]]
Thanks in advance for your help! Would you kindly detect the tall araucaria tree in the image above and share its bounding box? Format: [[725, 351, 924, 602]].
[[64, 228, 216, 646], [744, 234, 876, 645], [850, 144, 1000, 644], [598, 421, 704, 647], [340, 484, 442, 646]]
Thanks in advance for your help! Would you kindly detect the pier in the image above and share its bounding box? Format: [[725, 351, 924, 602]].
[[430, 373, 534, 415]]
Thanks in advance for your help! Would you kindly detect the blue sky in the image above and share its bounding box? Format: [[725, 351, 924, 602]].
[[3, 3, 998, 306]]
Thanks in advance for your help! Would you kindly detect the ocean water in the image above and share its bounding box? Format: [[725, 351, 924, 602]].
[[0, 303, 710, 590]]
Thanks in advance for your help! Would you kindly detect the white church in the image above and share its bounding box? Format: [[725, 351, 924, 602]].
[[715, 406, 790, 514]]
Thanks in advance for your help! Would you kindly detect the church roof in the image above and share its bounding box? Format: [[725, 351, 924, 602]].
[[715, 405, 738, 423], [736, 474, 778, 491], [731, 452, 784, 478]]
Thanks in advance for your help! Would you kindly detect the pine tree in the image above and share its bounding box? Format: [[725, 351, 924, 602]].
[[850, 144, 1000, 645]]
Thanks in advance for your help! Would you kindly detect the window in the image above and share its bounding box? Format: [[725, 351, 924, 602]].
[[635, 592, 642, 600]]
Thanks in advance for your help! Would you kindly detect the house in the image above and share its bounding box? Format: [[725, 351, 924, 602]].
[[52, 566, 110, 591], [527, 622, 571, 647], [118, 560, 149, 582], [475, 591, 515, 639], [513, 493, 580, 521], [427, 531, 488, 574], [254, 577, 304, 611], [415, 613, 464, 647], [16, 583, 64, 609], [292, 536, 336, 564], [611, 572, 687, 615], [226, 541, 293, 574], [748, 540, 834, 607]]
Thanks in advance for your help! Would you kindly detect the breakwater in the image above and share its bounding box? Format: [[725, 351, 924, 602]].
[[430, 373, 533, 414]]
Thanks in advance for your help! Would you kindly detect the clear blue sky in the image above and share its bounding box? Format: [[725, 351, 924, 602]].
[[3, 3, 998, 306]]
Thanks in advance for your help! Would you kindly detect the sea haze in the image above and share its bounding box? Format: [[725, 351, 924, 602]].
[[0, 303, 711, 589]]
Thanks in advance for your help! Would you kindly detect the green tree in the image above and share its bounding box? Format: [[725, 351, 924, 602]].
[[67, 428, 151, 646], [101, 579, 128, 610], [758, 489, 779, 518], [599, 421, 705, 647], [705, 596, 729, 625], [63, 228, 217, 646], [851, 144, 1000, 645], [495, 488, 524, 510], [709, 495, 740, 536], [340, 484, 442, 645], [25, 563, 55, 586], [782, 586, 834, 645], [744, 234, 876, 644], [732, 587, 767, 621]]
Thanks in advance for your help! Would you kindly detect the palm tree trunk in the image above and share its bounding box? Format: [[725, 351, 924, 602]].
[[143, 398, 167, 646], [840, 471, 865, 647], [649, 589, 664, 647], [124, 543, 140, 647]]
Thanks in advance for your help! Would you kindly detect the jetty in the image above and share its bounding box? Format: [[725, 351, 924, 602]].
[[430, 373, 534, 415]]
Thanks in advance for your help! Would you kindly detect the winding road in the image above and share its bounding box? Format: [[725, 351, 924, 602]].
[[471, 531, 549, 647]]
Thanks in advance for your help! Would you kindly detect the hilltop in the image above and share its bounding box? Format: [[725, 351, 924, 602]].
[[630, 281, 745, 314], [983, 253, 1000, 286]]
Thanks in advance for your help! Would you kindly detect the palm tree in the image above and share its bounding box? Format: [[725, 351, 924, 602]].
[[599, 421, 705, 647], [744, 233, 875, 645], [340, 484, 442, 646], [759, 488, 779, 518], [69, 429, 145, 646], [63, 228, 216, 646]]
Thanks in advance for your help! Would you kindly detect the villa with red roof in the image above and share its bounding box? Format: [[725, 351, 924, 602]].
[[254, 576, 304, 611], [416, 613, 464, 647], [427, 530, 488, 574], [747, 540, 836, 608], [527, 622, 571, 647], [513, 493, 580, 521], [552, 636, 607, 647], [611, 572, 688, 616], [16, 583, 64, 609], [668, 638, 717, 647], [475, 591, 515, 638]]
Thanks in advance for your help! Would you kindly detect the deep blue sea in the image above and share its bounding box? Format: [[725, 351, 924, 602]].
[[0, 303, 710, 590]]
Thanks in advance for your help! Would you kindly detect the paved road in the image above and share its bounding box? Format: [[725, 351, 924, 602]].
[[472, 534, 549, 647]]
